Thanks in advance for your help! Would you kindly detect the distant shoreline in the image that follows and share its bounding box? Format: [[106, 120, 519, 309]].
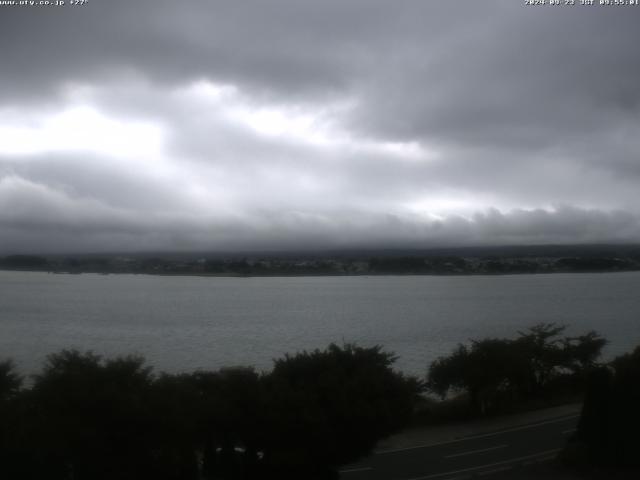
[[2, 267, 640, 278], [3, 248, 640, 278]]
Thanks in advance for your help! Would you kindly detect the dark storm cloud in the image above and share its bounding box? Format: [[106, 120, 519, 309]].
[[1, 0, 640, 252]]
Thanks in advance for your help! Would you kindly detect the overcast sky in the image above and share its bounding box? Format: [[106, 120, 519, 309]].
[[1, 0, 640, 253]]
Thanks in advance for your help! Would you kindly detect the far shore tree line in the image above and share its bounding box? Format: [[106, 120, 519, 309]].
[[1, 324, 638, 479], [3, 250, 640, 276]]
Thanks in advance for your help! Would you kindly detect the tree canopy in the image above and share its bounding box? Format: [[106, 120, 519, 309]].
[[568, 346, 640, 469], [427, 324, 607, 414], [0, 344, 421, 480], [263, 344, 422, 476]]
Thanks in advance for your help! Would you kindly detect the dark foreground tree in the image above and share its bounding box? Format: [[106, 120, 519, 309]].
[[565, 345, 640, 469], [261, 344, 422, 479], [560, 331, 608, 376], [13, 350, 159, 480], [145, 373, 202, 480], [189, 367, 266, 479], [0, 360, 24, 478], [0, 344, 421, 480], [427, 324, 607, 414], [0, 359, 22, 401], [427, 339, 525, 414]]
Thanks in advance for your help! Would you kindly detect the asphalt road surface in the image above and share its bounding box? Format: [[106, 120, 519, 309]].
[[339, 414, 579, 480]]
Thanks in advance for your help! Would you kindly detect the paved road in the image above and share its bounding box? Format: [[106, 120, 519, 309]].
[[339, 414, 578, 480]]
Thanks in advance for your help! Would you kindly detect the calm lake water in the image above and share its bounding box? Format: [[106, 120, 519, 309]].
[[1, 270, 640, 377]]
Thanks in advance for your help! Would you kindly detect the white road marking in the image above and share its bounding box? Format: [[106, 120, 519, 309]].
[[377, 414, 579, 454], [562, 428, 576, 435], [444, 444, 507, 459], [403, 448, 561, 480], [339, 466, 373, 474]]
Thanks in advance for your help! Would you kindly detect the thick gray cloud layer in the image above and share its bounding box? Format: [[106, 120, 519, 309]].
[[1, 1, 640, 253]]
